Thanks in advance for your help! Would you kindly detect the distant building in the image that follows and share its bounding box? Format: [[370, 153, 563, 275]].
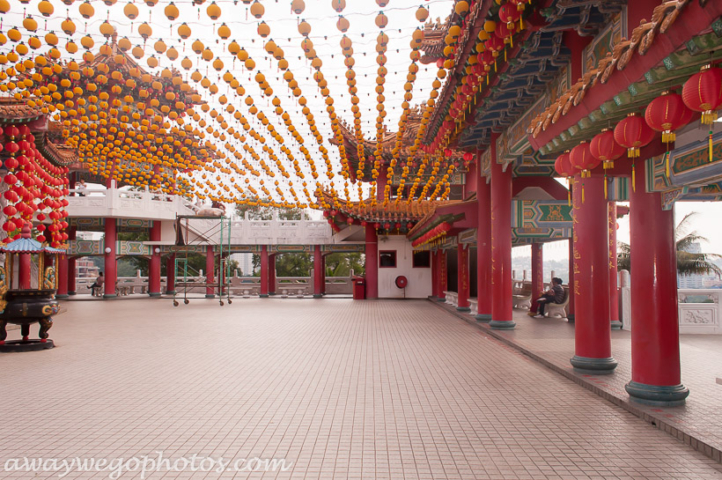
[[677, 242, 706, 289], [231, 253, 254, 276], [77, 258, 99, 279]]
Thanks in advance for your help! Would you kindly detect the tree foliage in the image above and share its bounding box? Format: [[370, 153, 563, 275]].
[[617, 212, 722, 278], [325, 253, 365, 277]]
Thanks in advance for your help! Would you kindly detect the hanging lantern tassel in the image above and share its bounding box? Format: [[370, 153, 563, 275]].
[[581, 181, 585, 204], [604, 174, 608, 199], [666, 153, 670, 178], [632, 162, 636, 193], [710, 129, 714, 162]]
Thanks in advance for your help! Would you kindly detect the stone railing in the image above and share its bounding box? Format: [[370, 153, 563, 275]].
[[678, 289, 722, 334], [74, 274, 354, 296], [67, 189, 194, 220]]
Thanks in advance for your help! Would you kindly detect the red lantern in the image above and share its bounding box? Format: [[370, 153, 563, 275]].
[[589, 129, 625, 169], [462, 152, 474, 162], [682, 65, 722, 125], [613, 113, 654, 158], [645, 92, 693, 144], [554, 151, 573, 177], [570, 142, 599, 177], [485, 36, 504, 58], [498, 3, 521, 30]]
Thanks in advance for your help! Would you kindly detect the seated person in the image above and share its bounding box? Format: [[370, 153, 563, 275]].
[[528, 277, 565, 318], [90, 272, 104, 296]]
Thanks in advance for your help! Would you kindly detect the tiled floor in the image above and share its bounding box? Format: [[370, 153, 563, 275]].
[[1, 298, 721, 479], [442, 300, 722, 462]]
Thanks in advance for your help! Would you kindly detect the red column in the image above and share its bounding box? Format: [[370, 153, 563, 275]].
[[67, 227, 77, 295], [19, 253, 31, 290], [376, 169, 387, 203], [490, 157, 514, 329], [148, 221, 161, 297], [269, 254, 276, 295], [430, 250, 439, 299], [457, 243, 470, 311], [465, 160, 477, 198], [68, 257, 77, 295], [104, 218, 117, 298], [476, 179, 492, 321], [609, 202, 622, 329], [321, 255, 326, 294], [570, 175, 617, 374], [166, 253, 176, 294], [530, 243, 544, 313], [567, 238, 575, 322], [57, 254, 69, 298], [205, 244, 215, 298], [439, 249, 447, 300], [313, 245, 324, 298], [365, 225, 378, 299], [260, 245, 269, 297], [626, 165, 688, 406]]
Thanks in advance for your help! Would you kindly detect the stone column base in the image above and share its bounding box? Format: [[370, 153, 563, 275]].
[[489, 320, 516, 330], [149, 292, 162, 297], [205, 294, 216, 299], [570, 355, 618, 375], [625, 381, 689, 407], [611, 320, 623, 330], [456, 306, 471, 312], [103, 294, 117, 299], [56, 294, 69, 299], [475, 313, 492, 323]]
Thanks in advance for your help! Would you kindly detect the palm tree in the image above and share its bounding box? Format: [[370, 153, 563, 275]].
[[617, 212, 722, 278]]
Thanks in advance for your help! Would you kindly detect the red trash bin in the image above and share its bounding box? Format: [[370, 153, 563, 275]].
[[352, 276, 366, 300]]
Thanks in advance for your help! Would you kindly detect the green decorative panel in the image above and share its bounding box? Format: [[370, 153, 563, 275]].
[[321, 244, 365, 253], [270, 245, 312, 253], [68, 240, 102, 256], [117, 241, 151, 256]]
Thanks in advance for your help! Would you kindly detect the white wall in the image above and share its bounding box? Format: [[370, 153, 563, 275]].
[[377, 236, 432, 299]]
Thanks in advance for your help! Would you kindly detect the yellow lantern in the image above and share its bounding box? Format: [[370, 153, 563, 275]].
[[206, 1, 221, 19], [45, 31, 59, 45], [298, 20, 311, 36], [218, 23, 231, 39], [178, 23, 191, 39], [124, 2, 138, 19], [191, 39, 204, 54], [181, 57, 192, 70], [291, 0, 304, 14], [99, 21, 114, 38], [336, 16, 350, 32], [138, 23, 152, 39], [147, 56, 159, 68], [78, 1, 95, 19], [331, 0, 345, 12], [166, 47, 179, 60], [118, 36, 132, 51], [132, 46, 144, 59], [250, 0, 264, 18], [0, 0, 9, 13], [257, 21, 270, 38], [201, 48, 213, 61], [23, 15, 38, 31], [375, 12, 388, 28], [81, 34, 94, 49], [163, 2, 179, 20], [65, 40, 78, 54], [455, 1, 469, 15], [61, 17, 76, 35], [38, 0, 54, 16], [245, 58, 255, 70]]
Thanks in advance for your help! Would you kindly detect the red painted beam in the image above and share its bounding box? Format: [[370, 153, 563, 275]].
[[530, 2, 722, 151]]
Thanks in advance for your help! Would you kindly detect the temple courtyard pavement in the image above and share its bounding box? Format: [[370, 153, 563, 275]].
[[1, 298, 722, 480]]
